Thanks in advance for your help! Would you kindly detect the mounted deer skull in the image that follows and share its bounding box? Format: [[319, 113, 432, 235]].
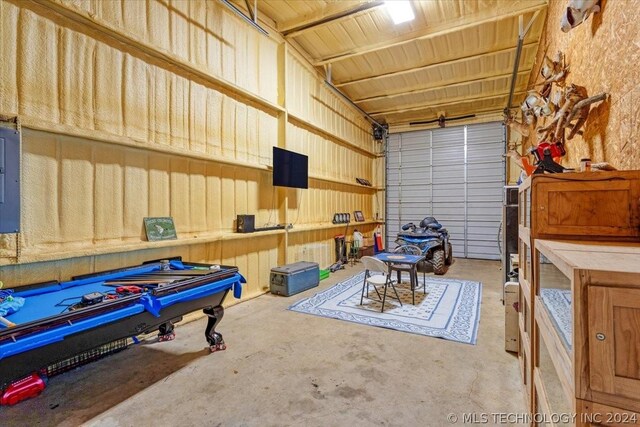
[[522, 90, 555, 121], [503, 144, 537, 176], [504, 112, 531, 137], [536, 84, 587, 141], [504, 144, 525, 169], [540, 51, 569, 97], [561, 0, 600, 32]]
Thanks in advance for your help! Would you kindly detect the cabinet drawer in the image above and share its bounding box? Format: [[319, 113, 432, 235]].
[[535, 180, 639, 239]]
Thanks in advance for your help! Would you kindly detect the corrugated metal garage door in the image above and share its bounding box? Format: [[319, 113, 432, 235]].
[[386, 122, 505, 260]]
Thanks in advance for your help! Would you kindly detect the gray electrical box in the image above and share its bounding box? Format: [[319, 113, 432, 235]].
[[0, 126, 20, 233]]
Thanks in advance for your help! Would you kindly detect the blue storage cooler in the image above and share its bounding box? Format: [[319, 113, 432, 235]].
[[269, 261, 319, 296]]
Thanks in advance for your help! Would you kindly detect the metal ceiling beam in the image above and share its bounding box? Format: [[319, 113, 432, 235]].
[[282, 1, 384, 38], [370, 91, 528, 117], [220, 0, 268, 36], [324, 81, 384, 129], [353, 69, 531, 104], [507, 10, 541, 109], [335, 41, 538, 88], [244, 0, 255, 21], [313, 3, 546, 66], [391, 107, 506, 128]]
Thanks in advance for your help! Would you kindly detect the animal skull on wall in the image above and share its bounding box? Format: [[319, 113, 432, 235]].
[[504, 112, 531, 137], [540, 51, 569, 97], [536, 84, 589, 142], [561, 0, 601, 32], [522, 91, 555, 121]]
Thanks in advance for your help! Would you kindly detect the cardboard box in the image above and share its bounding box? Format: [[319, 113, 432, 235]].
[[362, 237, 374, 247], [359, 245, 374, 258]]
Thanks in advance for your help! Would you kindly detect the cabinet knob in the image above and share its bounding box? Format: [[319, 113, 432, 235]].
[[596, 333, 606, 341]]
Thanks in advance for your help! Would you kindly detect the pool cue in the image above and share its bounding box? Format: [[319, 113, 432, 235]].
[[0, 316, 16, 328], [103, 280, 172, 286], [142, 270, 213, 276]]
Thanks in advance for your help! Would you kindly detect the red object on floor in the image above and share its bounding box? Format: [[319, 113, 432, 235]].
[[1, 373, 46, 405], [374, 232, 384, 253]]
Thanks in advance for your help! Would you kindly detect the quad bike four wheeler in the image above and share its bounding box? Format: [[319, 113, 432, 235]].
[[395, 217, 453, 275]]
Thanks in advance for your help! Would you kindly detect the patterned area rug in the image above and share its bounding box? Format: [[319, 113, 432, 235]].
[[289, 272, 482, 345], [540, 288, 572, 350]]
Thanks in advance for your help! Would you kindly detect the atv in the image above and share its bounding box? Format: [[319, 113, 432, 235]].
[[395, 217, 453, 275]]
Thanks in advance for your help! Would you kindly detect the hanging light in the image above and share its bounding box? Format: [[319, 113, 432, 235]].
[[385, 1, 415, 25]]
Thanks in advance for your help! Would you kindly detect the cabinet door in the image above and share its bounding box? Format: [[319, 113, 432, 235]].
[[536, 180, 639, 238], [588, 287, 640, 401]]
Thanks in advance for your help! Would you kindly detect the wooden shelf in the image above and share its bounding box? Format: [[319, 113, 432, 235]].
[[3, 221, 384, 266], [1, 229, 285, 267], [308, 174, 380, 191], [287, 220, 379, 234], [531, 239, 640, 420], [533, 369, 554, 421], [535, 295, 573, 402]]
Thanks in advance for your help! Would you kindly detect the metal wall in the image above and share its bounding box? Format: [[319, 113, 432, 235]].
[[0, 0, 378, 300], [386, 122, 505, 260]]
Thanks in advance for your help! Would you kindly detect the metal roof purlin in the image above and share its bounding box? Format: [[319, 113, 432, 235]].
[[312, 3, 547, 66], [334, 41, 539, 88], [354, 70, 532, 104], [371, 91, 528, 117]]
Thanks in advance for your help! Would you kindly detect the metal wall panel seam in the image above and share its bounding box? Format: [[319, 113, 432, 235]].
[[430, 130, 434, 214], [384, 131, 389, 248], [463, 125, 468, 258], [396, 133, 403, 247]]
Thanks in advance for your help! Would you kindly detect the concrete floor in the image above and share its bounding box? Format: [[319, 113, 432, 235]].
[[0, 259, 526, 426]]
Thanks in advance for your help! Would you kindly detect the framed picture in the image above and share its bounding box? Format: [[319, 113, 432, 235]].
[[354, 211, 365, 222], [143, 217, 178, 241]]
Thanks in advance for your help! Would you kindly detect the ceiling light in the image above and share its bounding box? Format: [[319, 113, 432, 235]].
[[385, 1, 415, 25]]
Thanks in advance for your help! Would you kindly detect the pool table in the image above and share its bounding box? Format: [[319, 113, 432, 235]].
[[0, 257, 245, 403]]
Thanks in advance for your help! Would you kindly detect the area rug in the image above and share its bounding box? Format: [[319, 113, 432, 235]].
[[540, 288, 572, 350], [289, 272, 482, 345]]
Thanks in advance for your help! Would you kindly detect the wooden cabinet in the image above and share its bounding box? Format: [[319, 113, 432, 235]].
[[517, 171, 640, 415], [521, 171, 640, 242], [588, 286, 640, 402], [532, 240, 640, 426]]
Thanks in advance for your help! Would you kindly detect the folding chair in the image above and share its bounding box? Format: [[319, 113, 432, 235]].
[[360, 256, 402, 313]]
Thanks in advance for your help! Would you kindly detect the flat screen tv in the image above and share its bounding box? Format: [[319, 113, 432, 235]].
[[272, 147, 308, 189]]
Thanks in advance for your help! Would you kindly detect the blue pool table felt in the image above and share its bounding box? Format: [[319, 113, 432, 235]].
[[1, 263, 244, 360], [8, 264, 162, 324]]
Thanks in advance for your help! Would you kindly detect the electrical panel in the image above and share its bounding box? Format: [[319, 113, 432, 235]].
[[0, 126, 20, 233]]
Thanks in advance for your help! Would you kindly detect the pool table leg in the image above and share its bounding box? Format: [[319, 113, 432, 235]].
[[158, 322, 176, 342], [203, 306, 226, 353]]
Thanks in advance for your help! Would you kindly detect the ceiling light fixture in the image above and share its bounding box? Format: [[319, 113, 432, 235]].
[[385, 1, 415, 25]]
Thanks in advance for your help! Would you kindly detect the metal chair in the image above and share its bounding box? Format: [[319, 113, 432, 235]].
[[391, 244, 425, 304], [360, 256, 402, 312]]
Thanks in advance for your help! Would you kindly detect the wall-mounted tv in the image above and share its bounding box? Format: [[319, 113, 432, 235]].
[[272, 147, 308, 189]]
